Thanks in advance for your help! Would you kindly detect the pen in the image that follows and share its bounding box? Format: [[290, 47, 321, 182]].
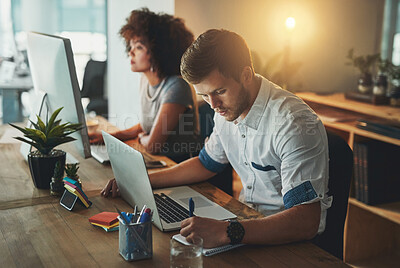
[[139, 208, 152, 223], [116, 207, 130, 224], [189, 197, 194, 217], [136, 205, 147, 223], [132, 205, 138, 223]]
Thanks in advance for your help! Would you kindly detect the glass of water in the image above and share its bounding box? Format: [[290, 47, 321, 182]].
[[170, 236, 203, 268]]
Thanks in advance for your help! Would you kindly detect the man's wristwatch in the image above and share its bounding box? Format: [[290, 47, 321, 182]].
[[226, 220, 245, 245]]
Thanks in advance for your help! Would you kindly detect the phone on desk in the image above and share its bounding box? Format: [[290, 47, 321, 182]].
[[145, 160, 167, 169]]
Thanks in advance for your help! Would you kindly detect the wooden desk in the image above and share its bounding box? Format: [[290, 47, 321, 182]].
[[0, 125, 347, 267]]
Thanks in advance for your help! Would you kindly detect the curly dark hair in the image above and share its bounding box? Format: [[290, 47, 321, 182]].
[[119, 8, 194, 78]]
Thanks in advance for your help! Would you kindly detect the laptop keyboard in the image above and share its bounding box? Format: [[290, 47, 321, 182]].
[[154, 193, 192, 223]]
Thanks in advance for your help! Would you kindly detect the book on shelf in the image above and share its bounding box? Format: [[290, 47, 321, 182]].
[[353, 143, 360, 202], [360, 143, 368, 204], [344, 91, 389, 105], [356, 119, 400, 140], [352, 140, 400, 205]]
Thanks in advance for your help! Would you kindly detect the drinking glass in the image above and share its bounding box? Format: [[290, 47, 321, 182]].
[[170, 236, 203, 268]]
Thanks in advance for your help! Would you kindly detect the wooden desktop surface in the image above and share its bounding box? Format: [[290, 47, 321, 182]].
[[0, 124, 347, 267]]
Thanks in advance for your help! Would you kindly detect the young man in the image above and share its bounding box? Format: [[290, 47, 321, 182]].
[[102, 29, 331, 249]]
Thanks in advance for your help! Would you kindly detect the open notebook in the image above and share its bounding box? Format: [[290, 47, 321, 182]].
[[172, 234, 244, 257]]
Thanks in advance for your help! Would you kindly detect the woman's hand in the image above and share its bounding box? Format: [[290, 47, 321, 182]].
[[138, 132, 149, 146], [88, 131, 104, 144], [100, 178, 120, 198]]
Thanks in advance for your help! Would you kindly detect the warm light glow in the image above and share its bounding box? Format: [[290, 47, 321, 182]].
[[285, 17, 296, 30]]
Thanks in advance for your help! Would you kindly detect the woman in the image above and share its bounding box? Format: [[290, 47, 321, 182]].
[[89, 9, 200, 163]]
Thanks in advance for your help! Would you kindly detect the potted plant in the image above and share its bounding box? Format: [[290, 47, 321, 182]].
[[10, 107, 82, 189], [346, 48, 380, 94], [388, 65, 400, 107], [65, 163, 82, 188], [373, 58, 392, 96], [50, 161, 64, 196]]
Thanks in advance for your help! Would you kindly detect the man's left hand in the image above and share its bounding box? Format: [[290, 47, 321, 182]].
[[180, 216, 230, 248]]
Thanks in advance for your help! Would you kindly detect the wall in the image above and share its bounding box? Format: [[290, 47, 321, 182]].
[[107, 0, 174, 129], [19, 0, 59, 34], [175, 0, 384, 93]]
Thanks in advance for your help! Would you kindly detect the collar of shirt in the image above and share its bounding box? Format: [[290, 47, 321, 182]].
[[235, 74, 271, 130]]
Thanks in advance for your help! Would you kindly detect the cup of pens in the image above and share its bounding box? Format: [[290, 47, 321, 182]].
[[118, 207, 153, 261]]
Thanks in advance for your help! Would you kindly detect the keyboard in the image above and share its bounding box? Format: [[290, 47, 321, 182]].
[[154, 193, 192, 223]]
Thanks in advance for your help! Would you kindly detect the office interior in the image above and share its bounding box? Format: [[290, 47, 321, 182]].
[[1, 0, 399, 267]]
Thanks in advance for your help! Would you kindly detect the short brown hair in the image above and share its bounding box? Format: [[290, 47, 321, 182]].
[[119, 8, 194, 78], [181, 29, 253, 84]]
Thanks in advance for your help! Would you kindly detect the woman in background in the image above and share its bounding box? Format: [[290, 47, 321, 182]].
[[89, 8, 200, 163]]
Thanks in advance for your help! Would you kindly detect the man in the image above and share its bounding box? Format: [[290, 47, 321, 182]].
[[102, 29, 331, 249]]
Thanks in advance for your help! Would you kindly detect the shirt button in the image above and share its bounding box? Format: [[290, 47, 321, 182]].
[[241, 134, 245, 138], [247, 185, 252, 190]]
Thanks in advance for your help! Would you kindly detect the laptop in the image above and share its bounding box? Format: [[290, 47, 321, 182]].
[[102, 131, 237, 232], [91, 144, 167, 168]]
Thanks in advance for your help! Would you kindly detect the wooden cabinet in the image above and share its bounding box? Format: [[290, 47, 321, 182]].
[[296, 92, 400, 267]]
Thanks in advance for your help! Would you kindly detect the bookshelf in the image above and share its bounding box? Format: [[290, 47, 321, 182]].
[[296, 92, 400, 267]]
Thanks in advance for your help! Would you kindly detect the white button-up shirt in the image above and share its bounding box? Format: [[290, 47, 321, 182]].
[[199, 75, 332, 233]]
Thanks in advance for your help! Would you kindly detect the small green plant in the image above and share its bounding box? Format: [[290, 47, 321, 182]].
[[65, 163, 79, 181], [9, 107, 82, 155], [345, 48, 380, 75], [377, 58, 393, 74], [387, 64, 400, 79], [53, 161, 64, 179]]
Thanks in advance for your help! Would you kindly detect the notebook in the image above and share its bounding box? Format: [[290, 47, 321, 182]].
[[88, 212, 119, 226], [172, 234, 244, 256], [102, 131, 237, 232]]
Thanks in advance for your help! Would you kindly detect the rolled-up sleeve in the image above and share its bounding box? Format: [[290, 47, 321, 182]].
[[276, 112, 331, 212]]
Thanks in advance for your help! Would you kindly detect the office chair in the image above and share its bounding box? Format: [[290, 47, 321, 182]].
[[312, 130, 353, 260], [81, 59, 107, 117]]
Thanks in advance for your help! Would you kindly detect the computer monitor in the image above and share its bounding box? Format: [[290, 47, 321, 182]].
[[26, 32, 91, 159]]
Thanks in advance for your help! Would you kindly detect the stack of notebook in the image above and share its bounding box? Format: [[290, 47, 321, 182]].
[[63, 177, 92, 208], [89, 212, 120, 232]]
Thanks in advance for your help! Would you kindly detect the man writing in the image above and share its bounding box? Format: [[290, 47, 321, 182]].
[[102, 29, 331, 248]]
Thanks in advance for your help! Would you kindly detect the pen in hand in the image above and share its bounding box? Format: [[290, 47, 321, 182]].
[[189, 197, 194, 217]]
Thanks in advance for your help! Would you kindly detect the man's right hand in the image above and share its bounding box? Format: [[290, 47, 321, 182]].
[[100, 178, 120, 198], [88, 131, 104, 144]]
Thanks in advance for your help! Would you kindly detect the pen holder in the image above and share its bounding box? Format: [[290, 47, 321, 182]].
[[118, 217, 153, 261]]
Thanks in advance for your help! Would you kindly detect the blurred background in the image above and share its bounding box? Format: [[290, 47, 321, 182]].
[[0, 0, 396, 128]]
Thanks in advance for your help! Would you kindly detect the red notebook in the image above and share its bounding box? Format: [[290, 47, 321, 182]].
[[89, 212, 119, 226]]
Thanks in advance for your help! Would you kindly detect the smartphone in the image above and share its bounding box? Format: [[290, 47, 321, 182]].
[[145, 160, 167, 169]]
